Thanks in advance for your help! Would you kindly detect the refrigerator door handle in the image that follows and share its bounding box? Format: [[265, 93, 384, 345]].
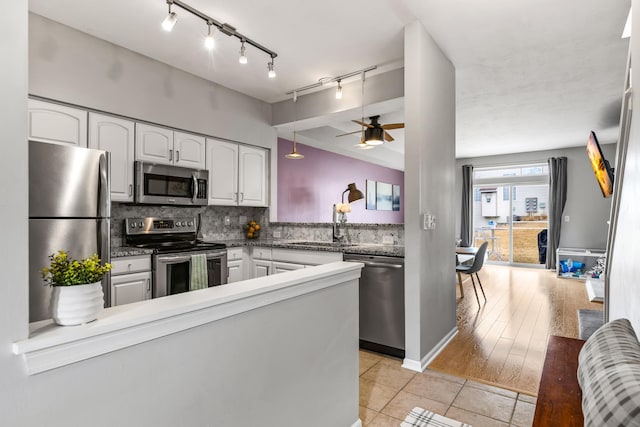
[[99, 151, 111, 217]]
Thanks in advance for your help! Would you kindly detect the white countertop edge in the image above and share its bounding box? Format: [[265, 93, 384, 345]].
[[13, 261, 363, 375]]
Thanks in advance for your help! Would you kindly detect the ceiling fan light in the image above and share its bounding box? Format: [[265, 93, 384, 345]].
[[354, 140, 374, 150], [285, 150, 304, 159], [364, 127, 385, 145], [162, 11, 177, 32]]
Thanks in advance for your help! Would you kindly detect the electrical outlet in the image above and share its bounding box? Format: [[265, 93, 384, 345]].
[[223, 216, 231, 226], [564, 215, 570, 222], [273, 231, 281, 238], [239, 215, 247, 225], [382, 235, 394, 245]]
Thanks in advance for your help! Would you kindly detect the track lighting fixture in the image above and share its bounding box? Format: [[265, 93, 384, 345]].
[[160, 0, 278, 74], [162, 2, 177, 32], [335, 80, 343, 100], [285, 92, 304, 159], [239, 40, 248, 64], [205, 22, 214, 50], [268, 59, 276, 79]]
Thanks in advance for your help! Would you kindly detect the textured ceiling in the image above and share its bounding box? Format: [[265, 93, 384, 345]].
[[29, 0, 630, 169]]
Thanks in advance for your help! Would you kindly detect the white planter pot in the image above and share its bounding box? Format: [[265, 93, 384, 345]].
[[49, 281, 104, 326]]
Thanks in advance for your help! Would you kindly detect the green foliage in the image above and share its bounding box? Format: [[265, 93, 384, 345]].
[[41, 250, 112, 287]]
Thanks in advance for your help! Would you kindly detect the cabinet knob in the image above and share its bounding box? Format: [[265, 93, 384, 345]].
[[129, 184, 133, 197], [176, 150, 180, 162], [127, 263, 132, 271], [169, 149, 173, 161]]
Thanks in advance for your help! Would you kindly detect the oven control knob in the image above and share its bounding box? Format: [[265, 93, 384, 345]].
[[177, 222, 182, 227], [130, 222, 136, 228], [187, 221, 193, 227], [138, 222, 144, 228]]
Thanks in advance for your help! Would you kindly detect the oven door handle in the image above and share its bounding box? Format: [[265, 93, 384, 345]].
[[157, 254, 192, 263]]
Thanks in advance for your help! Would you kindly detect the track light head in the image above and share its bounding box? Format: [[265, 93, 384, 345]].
[[239, 41, 248, 64], [336, 80, 343, 100], [162, 2, 177, 32], [267, 60, 276, 78], [205, 22, 214, 50]]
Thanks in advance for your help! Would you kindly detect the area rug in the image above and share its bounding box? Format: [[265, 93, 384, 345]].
[[401, 407, 472, 427], [578, 309, 604, 340]]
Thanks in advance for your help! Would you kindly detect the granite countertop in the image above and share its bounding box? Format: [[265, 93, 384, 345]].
[[112, 240, 404, 258], [208, 239, 404, 257]]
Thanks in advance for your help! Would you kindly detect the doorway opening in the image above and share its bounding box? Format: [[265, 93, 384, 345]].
[[473, 164, 549, 267]]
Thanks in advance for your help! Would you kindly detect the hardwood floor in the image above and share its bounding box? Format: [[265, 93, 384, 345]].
[[428, 265, 603, 396]]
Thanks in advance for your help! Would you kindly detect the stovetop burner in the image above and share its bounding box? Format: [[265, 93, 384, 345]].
[[124, 216, 226, 253]]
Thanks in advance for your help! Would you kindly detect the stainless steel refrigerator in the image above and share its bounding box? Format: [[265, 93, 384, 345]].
[[29, 141, 110, 322]]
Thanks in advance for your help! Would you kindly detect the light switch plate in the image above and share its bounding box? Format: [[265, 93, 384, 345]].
[[423, 213, 436, 230], [223, 216, 231, 226], [382, 235, 394, 245]]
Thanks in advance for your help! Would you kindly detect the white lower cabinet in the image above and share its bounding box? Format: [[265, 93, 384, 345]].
[[226, 247, 245, 283], [272, 261, 305, 274], [253, 259, 272, 277], [110, 255, 152, 306]]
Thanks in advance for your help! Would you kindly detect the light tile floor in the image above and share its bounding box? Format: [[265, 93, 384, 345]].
[[359, 350, 536, 427]]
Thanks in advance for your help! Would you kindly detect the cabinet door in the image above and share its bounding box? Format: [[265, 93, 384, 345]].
[[89, 113, 135, 202], [135, 123, 174, 165], [272, 261, 305, 275], [28, 99, 87, 147], [206, 138, 239, 205], [227, 259, 244, 283], [238, 145, 268, 206], [253, 259, 272, 278], [111, 271, 151, 306], [174, 131, 206, 169]]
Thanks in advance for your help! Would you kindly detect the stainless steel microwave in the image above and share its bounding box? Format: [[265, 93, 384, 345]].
[[134, 161, 208, 206]]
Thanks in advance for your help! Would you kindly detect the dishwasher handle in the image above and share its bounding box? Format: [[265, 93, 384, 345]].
[[360, 261, 403, 269]]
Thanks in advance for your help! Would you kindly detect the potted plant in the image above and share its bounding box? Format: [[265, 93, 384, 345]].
[[41, 250, 112, 326]]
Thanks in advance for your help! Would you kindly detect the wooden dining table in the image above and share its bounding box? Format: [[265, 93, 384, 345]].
[[455, 246, 478, 298]]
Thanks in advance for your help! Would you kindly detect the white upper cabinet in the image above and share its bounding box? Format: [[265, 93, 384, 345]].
[[135, 124, 206, 168], [238, 145, 268, 206], [88, 113, 135, 202], [206, 138, 239, 205], [28, 99, 87, 147], [174, 131, 206, 169], [135, 123, 174, 165], [206, 139, 268, 206]]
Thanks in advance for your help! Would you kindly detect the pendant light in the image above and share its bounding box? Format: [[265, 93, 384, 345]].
[[354, 71, 374, 150], [204, 22, 214, 50], [162, 1, 177, 32], [239, 40, 248, 64], [285, 91, 304, 159]]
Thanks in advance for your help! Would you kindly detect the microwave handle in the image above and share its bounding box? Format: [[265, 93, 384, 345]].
[[192, 174, 198, 203]]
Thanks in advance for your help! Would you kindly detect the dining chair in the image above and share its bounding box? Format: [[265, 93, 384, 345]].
[[456, 241, 488, 305]]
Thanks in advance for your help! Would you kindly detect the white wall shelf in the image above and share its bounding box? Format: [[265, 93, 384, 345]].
[[556, 247, 605, 280]]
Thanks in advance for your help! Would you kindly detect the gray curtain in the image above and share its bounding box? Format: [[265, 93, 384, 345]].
[[546, 157, 568, 269], [460, 164, 474, 247]]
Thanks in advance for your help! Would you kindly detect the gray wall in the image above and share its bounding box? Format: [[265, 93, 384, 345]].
[[608, 1, 639, 333], [29, 13, 276, 149], [403, 21, 457, 365], [455, 144, 615, 250]]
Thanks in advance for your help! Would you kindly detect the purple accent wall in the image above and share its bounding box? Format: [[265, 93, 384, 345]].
[[278, 138, 404, 223]]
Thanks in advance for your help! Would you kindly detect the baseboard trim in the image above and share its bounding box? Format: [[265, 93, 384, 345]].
[[402, 327, 458, 372], [351, 418, 363, 427]]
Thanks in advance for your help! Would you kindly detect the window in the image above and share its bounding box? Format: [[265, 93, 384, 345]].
[[474, 164, 549, 180]]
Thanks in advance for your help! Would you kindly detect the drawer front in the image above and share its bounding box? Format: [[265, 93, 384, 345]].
[[227, 247, 244, 261], [252, 247, 272, 260], [111, 255, 151, 275]]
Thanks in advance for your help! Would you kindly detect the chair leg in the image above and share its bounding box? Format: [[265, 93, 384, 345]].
[[475, 272, 487, 301], [457, 272, 464, 298], [469, 274, 481, 306]]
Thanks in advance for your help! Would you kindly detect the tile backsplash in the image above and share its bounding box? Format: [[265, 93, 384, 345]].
[[111, 203, 404, 247]]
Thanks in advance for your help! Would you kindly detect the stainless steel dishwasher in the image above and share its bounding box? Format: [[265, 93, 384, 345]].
[[344, 254, 405, 358]]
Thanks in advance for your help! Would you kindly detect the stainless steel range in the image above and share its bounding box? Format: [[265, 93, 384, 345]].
[[125, 217, 227, 298]]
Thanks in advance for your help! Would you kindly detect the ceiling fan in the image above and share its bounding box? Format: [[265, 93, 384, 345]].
[[336, 115, 405, 144]]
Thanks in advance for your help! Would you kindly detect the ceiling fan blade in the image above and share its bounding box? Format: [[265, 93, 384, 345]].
[[384, 131, 394, 142], [381, 123, 404, 130], [336, 130, 363, 137], [352, 119, 373, 128]]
